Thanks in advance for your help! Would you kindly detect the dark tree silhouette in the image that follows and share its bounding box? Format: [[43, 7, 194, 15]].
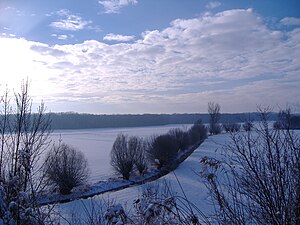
[[208, 102, 221, 135], [146, 134, 179, 169], [168, 128, 190, 151], [188, 120, 207, 146], [44, 143, 89, 195], [128, 136, 147, 175], [111, 134, 135, 180]]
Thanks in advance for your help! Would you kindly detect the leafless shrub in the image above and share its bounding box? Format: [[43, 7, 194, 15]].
[[222, 123, 241, 133], [188, 120, 207, 146], [146, 134, 179, 169], [44, 143, 89, 195], [105, 204, 129, 224], [111, 134, 135, 180], [273, 108, 292, 130], [290, 115, 300, 129], [200, 108, 300, 225], [242, 121, 253, 131], [63, 198, 117, 225], [131, 178, 210, 224], [128, 136, 147, 175], [168, 128, 190, 151], [222, 123, 230, 132]]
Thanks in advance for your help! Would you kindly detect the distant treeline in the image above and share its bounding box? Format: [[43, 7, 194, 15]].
[[1, 112, 299, 130], [48, 112, 279, 130]]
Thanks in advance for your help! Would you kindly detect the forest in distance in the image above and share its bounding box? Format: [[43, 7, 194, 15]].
[[48, 112, 284, 130], [1, 111, 299, 130]]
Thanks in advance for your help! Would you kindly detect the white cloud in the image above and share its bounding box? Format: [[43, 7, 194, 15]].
[[206, 1, 221, 9], [98, 0, 138, 13], [51, 34, 74, 40], [103, 33, 135, 42], [281, 17, 300, 26], [1, 9, 300, 113], [50, 9, 92, 31], [57, 34, 70, 40]]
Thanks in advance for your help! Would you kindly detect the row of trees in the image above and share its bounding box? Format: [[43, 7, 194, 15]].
[[208, 102, 300, 134], [42, 119, 208, 195], [208, 102, 254, 134], [110, 120, 207, 180]]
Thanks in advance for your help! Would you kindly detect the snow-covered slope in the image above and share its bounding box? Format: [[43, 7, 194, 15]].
[[57, 133, 229, 222]]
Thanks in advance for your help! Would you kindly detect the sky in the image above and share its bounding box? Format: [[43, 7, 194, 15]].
[[0, 0, 300, 114]]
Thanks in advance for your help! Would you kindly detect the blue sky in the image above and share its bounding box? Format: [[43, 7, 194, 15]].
[[0, 0, 300, 114]]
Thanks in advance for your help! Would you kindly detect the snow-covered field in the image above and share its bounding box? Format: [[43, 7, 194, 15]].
[[50, 124, 192, 183], [56, 132, 229, 222]]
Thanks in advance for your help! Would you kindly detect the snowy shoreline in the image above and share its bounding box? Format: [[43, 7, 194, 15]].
[[37, 142, 202, 206]]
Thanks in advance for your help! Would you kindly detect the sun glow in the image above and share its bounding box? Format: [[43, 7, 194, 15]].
[[0, 37, 60, 100]]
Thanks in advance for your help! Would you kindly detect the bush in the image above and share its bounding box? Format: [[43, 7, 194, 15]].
[[242, 121, 253, 131], [222, 123, 241, 132], [44, 143, 89, 195], [111, 134, 135, 180], [147, 134, 179, 169], [129, 136, 147, 175], [201, 109, 300, 224], [0, 176, 50, 224], [208, 123, 222, 135], [168, 128, 190, 151], [273, 120, 284, 130], [132, 182, 204, 224], [222, 123, 230, 132], [188, 120, 207, 146], [291, 115, 300, 129]]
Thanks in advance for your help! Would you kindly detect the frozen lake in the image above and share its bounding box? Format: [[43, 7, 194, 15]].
[[50, 124, 192, 183]]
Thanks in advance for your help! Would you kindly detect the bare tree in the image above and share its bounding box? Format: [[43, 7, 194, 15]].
[[273, 108, 292, 130], [0, 81, 51, 191], [242, 121, 253, 131], [208, 102, 221, 135], [111, 134, 135, 180], [222, 123, 241, 133], [146, 134, 179, 170], [128, 136, 147, 175], [168, 128, 190, 151], [44, 143, 89, 195], [188, 120, 207, 146], [200, 108, 300, 224], [0, 81, 53, 224]]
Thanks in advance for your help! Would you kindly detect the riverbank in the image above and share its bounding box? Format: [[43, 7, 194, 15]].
[[37, 140, 203, 206]]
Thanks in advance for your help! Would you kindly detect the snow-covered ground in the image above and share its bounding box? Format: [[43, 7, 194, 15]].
[[56, 133, 229, 222], [51, 126, 300, 223], [50, 124, 192, 183]]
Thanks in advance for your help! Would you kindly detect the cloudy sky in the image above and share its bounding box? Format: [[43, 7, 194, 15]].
[[0, 0, 299, 114]]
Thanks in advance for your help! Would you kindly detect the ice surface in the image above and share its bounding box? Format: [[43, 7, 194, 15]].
[[50, 124, 191, 183]]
